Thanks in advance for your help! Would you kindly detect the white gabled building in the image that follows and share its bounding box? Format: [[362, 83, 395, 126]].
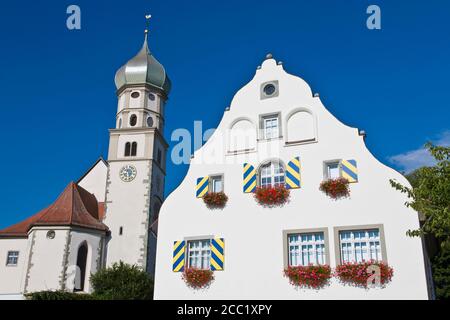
[[154, 54, 429, 299]]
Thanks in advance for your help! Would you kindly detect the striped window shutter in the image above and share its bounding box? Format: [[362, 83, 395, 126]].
[[210, 238, 225, 271], [341, 159, 358, 183], [172, 240, 186, 272], [196, 176, 209, 198], [285, 157, 301, 189], [243, 163, 256, 193]]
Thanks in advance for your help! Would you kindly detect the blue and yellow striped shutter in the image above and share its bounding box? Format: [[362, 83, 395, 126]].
[[341, 159, 358, 183], [172, 240, 186, 272], [210, 238, 225, 271], [243, 163, 256, 193], [285, 157, 301, 189], [196, 177, 209, 198]]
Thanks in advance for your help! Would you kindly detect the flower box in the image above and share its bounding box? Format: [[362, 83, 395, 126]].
[[319, 177, 350, 199], [334, 260, 394, 288], [203, 192, 228, 209], [284, 265, 332, 289], [182, 268, 214, 289], [254, 185, 290, 207]]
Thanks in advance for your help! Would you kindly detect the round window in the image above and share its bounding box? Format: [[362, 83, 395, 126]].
[[129, 114, 137, 126], [148, 93, 156, 101], [46, 230, 55, 239], [131, 91, 140, 99], [263, 83, 276, 96], [146, 116, 153, 127]]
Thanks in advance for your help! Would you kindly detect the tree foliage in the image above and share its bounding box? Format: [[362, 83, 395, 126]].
[[390, 143, 450, 246], [90, 261, 154, 300]]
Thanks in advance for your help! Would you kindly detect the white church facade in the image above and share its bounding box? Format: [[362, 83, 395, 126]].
[[154, 55, 429, 299], [0, 30, 168, 297]]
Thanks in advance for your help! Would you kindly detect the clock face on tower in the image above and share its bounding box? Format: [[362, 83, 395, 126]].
[[119, 165, 137, 182]]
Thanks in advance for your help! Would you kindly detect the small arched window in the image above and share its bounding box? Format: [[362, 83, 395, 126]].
[[118, 118, 122, 129], [131, 142, 137, 156], [129, 114, 137, 127], [259, 161, 285, 188], [124, 142, 131, 156]]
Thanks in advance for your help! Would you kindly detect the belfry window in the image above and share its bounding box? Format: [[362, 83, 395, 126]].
[[131, 142, 137, 156], [129, 114, 137, 127], [259, 161, 285, 188], [124, 142, 131, 156]]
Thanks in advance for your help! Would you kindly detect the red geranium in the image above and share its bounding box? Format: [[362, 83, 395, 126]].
[[284, 265, 332, 289], [319, 177, 350, 199], [203, 192, 228, 209], [334, 260, 394, 288], [182, 268, 214, 289], [254, 185, 290, 207]]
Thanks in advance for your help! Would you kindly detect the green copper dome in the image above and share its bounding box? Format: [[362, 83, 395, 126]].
[[114, 32, 171, 94]]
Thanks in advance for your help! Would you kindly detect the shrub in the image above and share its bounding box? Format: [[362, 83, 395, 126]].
[[90, 261, 153, 300], [203, 192, 228, 209], [334, 260, 394, 288], [319, 177, 350, 199], [432, 246, 450, 299], [182, 268, 214, 289], [284, 265, 332, 289], [254, 185, 290, 207], [25, 290, 94, 300]]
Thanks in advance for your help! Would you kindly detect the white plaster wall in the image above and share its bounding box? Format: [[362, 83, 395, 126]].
[[104, 160, 152, 269], [66, 229, 104, 293], [154, 58, 428, 299], [0, 238, 29, 294], [129, 90, 143, 109], [25, 228, 69, 293], [78, 160, 108, 203]]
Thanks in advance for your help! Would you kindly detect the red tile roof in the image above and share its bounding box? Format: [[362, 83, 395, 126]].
[[0, 182, 108, 238]]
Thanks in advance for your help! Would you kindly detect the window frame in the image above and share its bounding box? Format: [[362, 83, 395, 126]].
[[260, 80, 279, 100], [323, 159, 342, 180], [333, 224, 388, 265], [6, 250, 19, 267], [258, 160, 285, 188], [259, 112, 282, 140], [283, 228, 329, 269], [185, 237, 213, 270], [209, 174, 224, 193]]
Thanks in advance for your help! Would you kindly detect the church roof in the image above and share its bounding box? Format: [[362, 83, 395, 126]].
[[114, 32, 171, 95], [0, 182, 108, 238]]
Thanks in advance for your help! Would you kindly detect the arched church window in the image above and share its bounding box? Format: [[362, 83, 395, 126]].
[[131, 142, 137, 156], [129, 114, 137, 127], [259, 161, 285, 188], [124, 142, 131, 156], [75, 242, 88, 292], [147, 116, 153, 127]]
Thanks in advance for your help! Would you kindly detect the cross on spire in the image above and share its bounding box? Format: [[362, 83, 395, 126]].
[[145, 14, 152, 34]]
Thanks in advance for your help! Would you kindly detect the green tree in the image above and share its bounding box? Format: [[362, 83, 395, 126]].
[[90, 261, 154, 300], [390, 143, 450, 245]]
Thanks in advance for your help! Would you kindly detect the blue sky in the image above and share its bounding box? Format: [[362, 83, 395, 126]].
[[0, 0, 449, 229]]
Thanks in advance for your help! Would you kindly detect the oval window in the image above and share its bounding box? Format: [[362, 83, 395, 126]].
[[148, 93, 156, 101], [147, 116, 153, 127], [131, 91, 140, 99], [129, 114, 137, 127], [46, 230, 55, 239], [263, 84, 276, 96]]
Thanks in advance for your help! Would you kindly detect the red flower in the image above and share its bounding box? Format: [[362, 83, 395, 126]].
[[203, 192, 228, 209], [334, 260, 394, 288], [254, 185, 290, 207], [182, 268, 214, 289], [319, 177, 350, 199], [283, 265, 332, 289]]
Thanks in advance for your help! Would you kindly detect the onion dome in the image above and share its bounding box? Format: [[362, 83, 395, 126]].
[[114, 31, 171, 95]]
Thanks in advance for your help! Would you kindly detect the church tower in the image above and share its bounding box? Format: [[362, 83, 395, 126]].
[[104, 21, 170, 274]]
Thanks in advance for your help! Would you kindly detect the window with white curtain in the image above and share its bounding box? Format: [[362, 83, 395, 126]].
[[187, 239, 211, 269], [288, 232, 326, 266], [210, 175, 223, 193], [339, 229, 382, 263], [325, 161, 341, 179], [260, 161, 285, 187], [262, 115, 279, 139]]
